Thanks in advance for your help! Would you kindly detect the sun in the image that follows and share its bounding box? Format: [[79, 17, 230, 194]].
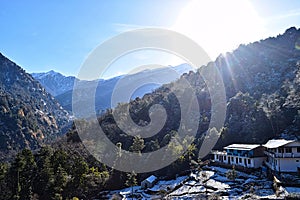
[[172, 0, 266, 60]]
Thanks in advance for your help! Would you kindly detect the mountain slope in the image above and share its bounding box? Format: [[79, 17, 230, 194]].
[[211, 27, 300, 145], [0, 53, 70, 154], [69, 27, 300, 157], [31, 27, 300, 155]]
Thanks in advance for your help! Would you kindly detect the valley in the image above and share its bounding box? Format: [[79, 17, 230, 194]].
[[0, 25, 300, 199]]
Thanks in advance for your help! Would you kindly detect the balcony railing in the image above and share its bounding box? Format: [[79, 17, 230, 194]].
[[212, 151, 256, 158], [227, 152, 250, 157], [264, 151, 300, 158]]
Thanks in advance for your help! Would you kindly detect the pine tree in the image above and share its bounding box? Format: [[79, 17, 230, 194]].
[[125, 171, 137, 199], [34, 146, 54, 199], [0, 163, 10, 199], [10, 149, 36, 200], [72, 158, 89, 187], [130, 136, 145, 154], [51, 164, 67, 200]]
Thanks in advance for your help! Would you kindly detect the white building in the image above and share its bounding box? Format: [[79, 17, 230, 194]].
[[264, 139, 300, 173], [212, 144, 266, 168], [141, 175, 157, 189]]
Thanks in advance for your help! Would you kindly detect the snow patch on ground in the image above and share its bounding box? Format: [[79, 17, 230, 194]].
[[149, 176, 188, 192], [286, 187, 300, 194], [102, 166, 300, 200]]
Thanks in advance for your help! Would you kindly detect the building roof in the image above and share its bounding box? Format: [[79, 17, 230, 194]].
[[263, 139, 295, 149], [144, 175, 157, 183], [224, 144, 261, 151]]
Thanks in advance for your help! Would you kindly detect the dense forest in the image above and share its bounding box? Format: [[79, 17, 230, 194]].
[[0, 53, 70, 160], [0, 129, 198, 199]]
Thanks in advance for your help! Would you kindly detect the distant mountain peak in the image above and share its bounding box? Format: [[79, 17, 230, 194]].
[[285, 26, 298, 34], [32, 70, 63, 79], [32, 64, 193, 113], [32, 71, 77, 96]]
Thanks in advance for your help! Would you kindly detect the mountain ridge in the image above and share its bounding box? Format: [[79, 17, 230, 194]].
[[32, 63, 194, 113], [77, 26, 300, 154], [0, 53, 70, 157]]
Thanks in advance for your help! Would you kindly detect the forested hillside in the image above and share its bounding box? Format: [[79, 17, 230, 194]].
[[0, 53, 70, 158]]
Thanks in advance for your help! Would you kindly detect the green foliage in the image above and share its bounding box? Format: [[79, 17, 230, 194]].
[[8, 149, 37, 200], [0, 162, 8, 181], [0, 145, 110, 200], [125, 171, 137, 188], [0, 163, 10, 199], [0, 53, 70, 153], [51, 164, 67, 199], [226, 166, 237, 181], [125, 171, 137, 198], [130, 135, 145, 154], [72, 158, 89, 186]]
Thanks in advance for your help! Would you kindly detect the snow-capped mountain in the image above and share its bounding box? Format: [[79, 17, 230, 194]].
[[32, 64, 194, 113], [32, 70, 78, 96]]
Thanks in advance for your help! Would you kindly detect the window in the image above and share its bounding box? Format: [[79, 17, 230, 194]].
[[216, 155, 219, 159], [244, 158, 247, 165], [231, 157, 234, 162], [273, 148, 276, 153], [285, 148, 292, 153], [224, 156, 227, 161], [248, 159, 251, 164], [236, 158, 238, 163], [278, 148, 284, 153], [297, 147, 300, 153], [239, 158, 242, 163]]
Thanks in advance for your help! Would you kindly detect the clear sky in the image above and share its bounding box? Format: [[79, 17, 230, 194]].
[[1, 0, 300, 78]]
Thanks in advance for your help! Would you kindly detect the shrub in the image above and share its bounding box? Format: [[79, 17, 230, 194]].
[[226, 166, 237, 181]]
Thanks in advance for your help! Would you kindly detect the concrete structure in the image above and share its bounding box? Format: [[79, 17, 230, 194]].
[[212, 144, 266, 168], [141, 175, 157, 189], [264, 139, 300, 172]]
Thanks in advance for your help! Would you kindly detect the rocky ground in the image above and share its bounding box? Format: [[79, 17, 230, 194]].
[[97, 166, 300, 199]]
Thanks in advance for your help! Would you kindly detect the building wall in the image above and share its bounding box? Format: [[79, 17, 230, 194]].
[[213, 152, 265, 168], [253, 157, 266, 168], [141, 180, 153, 189], [266, 156, 300, 172], [278, 158, 300, 172], [253, 146, 265, 157], [265, 141, 300, 172]]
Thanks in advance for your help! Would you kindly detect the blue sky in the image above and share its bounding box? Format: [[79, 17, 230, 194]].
[[1, 0, 300, 78]]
